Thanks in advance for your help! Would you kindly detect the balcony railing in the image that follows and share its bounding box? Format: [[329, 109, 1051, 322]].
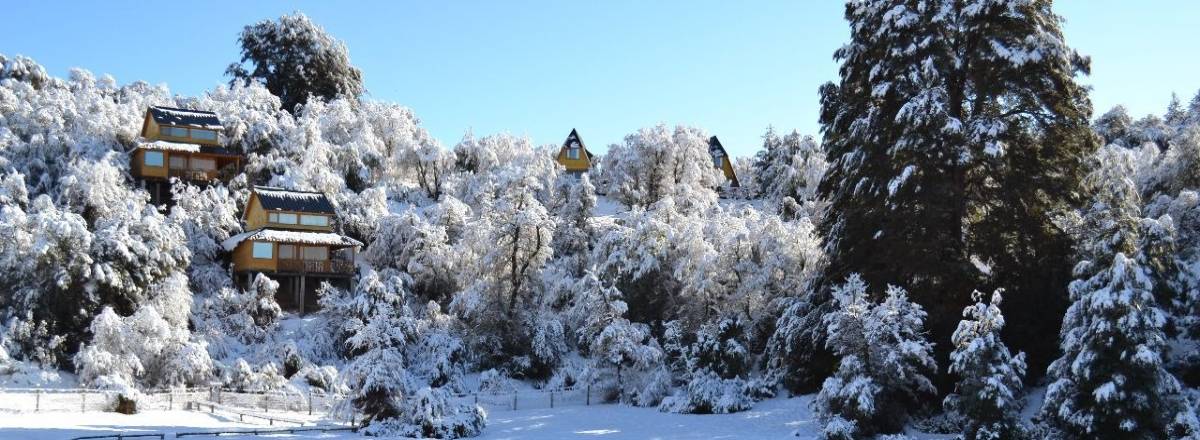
[[168, 168, 218, 182], [277, 259, 354, 275]]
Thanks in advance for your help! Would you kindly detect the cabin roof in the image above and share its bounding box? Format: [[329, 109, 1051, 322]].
[[139, 140, 240, 157], [708, 136, 729, 158], [253, 186, 336, 214], [221, 228, 363, 251], [148, 106, 223, 130], [561, 128, 595, 159]]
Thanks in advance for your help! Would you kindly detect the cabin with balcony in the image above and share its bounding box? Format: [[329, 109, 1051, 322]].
[[708, 136, 740, 188], [222, 186, 361, 314], [555, 128, 594, 178], [132, 106, 242, 204]]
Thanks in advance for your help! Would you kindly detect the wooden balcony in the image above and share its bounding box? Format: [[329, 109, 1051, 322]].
[[169, 168, 218, 181], [277, 259, 355, 275]]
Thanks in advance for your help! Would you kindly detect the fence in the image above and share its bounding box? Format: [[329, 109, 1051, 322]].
[[451, 385, 599, 412], [0, 387, 337, 415], [0, 384, 603, 417]]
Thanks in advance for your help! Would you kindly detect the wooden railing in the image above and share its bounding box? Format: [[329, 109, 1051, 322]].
[[168, 168, 217, 182], [277, 259, 354, 275]]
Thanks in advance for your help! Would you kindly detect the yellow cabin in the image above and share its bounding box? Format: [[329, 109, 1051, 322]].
[[132, 106, 242, 183], [708, 136, 740, 188], [555, 128, 594, 177], [223, 186, 361, 313]]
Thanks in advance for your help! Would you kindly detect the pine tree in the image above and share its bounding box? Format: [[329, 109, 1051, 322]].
[[814, 275, 937, 439], [1042, 150, 1195, 439], [805, 0, 1097, 390], [944, 290, 1027, 440], [1165, 93, 1187, 127]]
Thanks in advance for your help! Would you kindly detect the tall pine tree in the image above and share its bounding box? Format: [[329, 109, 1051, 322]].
[[784, 0, 1096, 389]]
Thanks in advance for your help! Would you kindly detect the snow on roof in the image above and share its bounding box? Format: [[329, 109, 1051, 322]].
[[222, 228, 363, 251], [254, 186, 336, 214], [138, 140, 240, 157], [148, 106, 223, 130]]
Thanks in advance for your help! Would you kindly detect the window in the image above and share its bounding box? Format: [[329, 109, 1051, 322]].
[[169, 155, 187, 169], [279, 244, 295, 259], [191, 158, 216, 171], [300, 215, 329, 227], [567, 148, 580, 160], [713, 155, 724, 169], [301, 246, 328, 261], [144, 151, 164, 167], [191, 129, 217, 141], [251, 242, 273, 259], [269, 212, 298, 224], [161, 126, 188, 138]]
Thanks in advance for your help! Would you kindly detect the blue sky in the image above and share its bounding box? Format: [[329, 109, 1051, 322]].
[[4, 1, 1197, 157]]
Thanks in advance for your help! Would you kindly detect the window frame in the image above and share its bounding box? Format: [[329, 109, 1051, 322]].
[[251, 241, 274, 259], [144, 150, 164, 167], [299, 214, 329, 227]]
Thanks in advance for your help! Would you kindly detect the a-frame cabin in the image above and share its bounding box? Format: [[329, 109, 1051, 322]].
[[708, 136, 740, 187], [555, 128, 595, 177]]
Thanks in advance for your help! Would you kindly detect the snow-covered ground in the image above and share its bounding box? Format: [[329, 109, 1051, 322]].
[[0, 396, 955, 439]]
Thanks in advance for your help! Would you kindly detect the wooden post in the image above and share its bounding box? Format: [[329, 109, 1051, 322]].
[[512, 393, 517, 411], [169, 391, 174, 410], [586, 384, 591, 406], [299, 276, 307, 315], [35, 390, 40, 412], [308, 389, 313, 415], [81, 392, 86, 412], [550, 391, 554, 409]]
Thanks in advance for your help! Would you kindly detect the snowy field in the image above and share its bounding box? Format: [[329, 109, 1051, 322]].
[[0, 397, 954, 439]]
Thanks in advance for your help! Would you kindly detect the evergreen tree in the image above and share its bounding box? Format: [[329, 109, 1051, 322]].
[[1165, 93, 1187, 127], [944, 290, 1027, 440], [1042, 150, 1195, 439], [814, 275, 937, 439], [802, 0, 1096, 390], [226, 13, 364, 111]]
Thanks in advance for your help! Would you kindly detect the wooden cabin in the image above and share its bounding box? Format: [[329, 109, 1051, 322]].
[[555, 128, 595, 177], [223, 186, 361, 314], [131, 106, 242, 204], [708, 136, 740, 188]]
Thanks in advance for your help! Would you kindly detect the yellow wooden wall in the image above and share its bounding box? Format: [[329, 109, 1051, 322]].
[[243, 192, 334, 232], [556, 148, 590, 172], [232, 240, 278, 272]]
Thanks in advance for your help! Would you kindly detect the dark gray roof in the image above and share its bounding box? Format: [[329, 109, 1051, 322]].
[[254, 186, 336, 214], [149, 106, 223, 129], [562, 128, 595, 159], [708, 136, 728, 157]]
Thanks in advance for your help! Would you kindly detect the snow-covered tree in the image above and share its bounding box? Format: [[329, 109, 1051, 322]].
[[226, 13, 364, 111], [452, 188, 555, 371], [571, 271, 665, 406], [75, 306, 213, 389], [659, 317, 759, 414], [813, 0, 1096, 388], [944, 290, 1027, 440], [814, 275, 937, 439], [1041, 148, 1196, 439], [599, 124, 722, 211]]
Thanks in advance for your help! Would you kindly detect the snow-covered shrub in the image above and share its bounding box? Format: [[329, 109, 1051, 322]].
[[365, 387, 487, 439], [660, 317, 759, 414], [813, 276, 937, 439], [477, 369, 516, 394], [75, 306, 213, 389], [222, 358, 288, 393], [944, 290, 1027, 440], [659, 369, 753, 414]]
